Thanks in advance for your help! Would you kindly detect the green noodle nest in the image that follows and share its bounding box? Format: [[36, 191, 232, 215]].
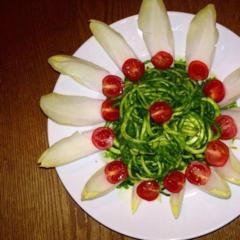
[[105, 60, 221, 192]]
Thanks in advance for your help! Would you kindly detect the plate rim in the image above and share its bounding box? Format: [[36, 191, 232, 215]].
[[46, 11, 240, 240]]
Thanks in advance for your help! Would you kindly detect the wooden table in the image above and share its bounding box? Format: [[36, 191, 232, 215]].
[[1, 0, 240, 239]]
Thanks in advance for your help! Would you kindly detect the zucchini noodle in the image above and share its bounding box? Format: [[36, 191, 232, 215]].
[[105, 60, 221, 189]]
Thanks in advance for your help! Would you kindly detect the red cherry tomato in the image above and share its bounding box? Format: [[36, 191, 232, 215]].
[[149, 101, 173, 124], [101, 99, 119, 121], [104, 160, 128, 184], [102, 75, 124, 98], [92, 127, 114, 150], [151, 51, 173, 70], [203, 79, 225, 103], [163, 170, 186, 193], [185, 161, 211, 185], [188, 60, 209, 80], [137, 180, 160, 201], [122, 58, 145, 81], [216, 115, 237, 140], [204, 140, 229, 167]]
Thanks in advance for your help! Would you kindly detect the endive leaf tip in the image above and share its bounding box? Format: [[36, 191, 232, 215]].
[[193, 3, 216, 21], [38, 152, 57, 168], [172, 206, 180, 219], [89, 19, 102, 32], [48, 55, 70, 64], [81, 190, 99, 201], [131, 200, 140, 214], [39, 94, 50, 115], [89, 19, 103, 26], [39, 160, 53, 168], [48, 56, 56, 66], [131, 207, 137, 215], [157, 0, 167, 9], [207, 3, 216, 10], [210, 188, 231, 199], [81, 190, 87, 201], [225, 177, 240, 186], [89, 19, 96, 22], [48, 55, 66, 70], [200, 3, 216, 19], [38, 157, 42, 164]]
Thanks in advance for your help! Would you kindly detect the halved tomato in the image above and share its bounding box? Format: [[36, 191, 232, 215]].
[[203, 79, 225, 102], [216, 115, 237, 140], [102, 75, 123, 98], [104, 160, 128, 184], [101, 99, 119, 121], [136, 180, 160, 201], [151, 51, 173, 70], [91, 127, 114, 150], [205, 140, 229, 167], [188, 60, 209, 80], [149, 101, 173, 124], [163, 170, 186, 193], [185, 161, 211, 185], [122, 58, 145, 81]]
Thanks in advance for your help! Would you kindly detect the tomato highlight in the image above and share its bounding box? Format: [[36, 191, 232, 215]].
[[101, 99, 120, 121], [92, 127, 115, 150], [216, 115, 237, 140], [188, 60, 209, 80], [151, 51, 173, 70], [203, 79, 225, 102], [104, 160, 128, 184], [205, 140, 229, 167], [122, 58, 145, 81], [163, 170, 186, 193], [102, 75, 124, 98], [149, 101, 173, 124], [185, 161, 211, 185], [137, 180, 160, 201]]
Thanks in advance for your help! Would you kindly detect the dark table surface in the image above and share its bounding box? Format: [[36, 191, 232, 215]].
[[1, 0, 240, 239]]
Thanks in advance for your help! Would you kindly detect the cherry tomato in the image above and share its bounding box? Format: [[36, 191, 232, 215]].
[[92, 127, 114, 150], [101, 99, 119, 121], [149, 101, 173, 124], [185, 161, 211, 185], [104, 160, 128, 184], [102, 75, 124, 98], [151, 51, 173, 70], [188, 60, 209, 80], [216, 115, 237, 140], [163, 170, 186, 193], [122, 58, 145, 81], [137, 180, 160, 201], [203, 79, 225, 102], [204, 140, 229, 167]]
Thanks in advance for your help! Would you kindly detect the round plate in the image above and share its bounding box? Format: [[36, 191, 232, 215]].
[[48, 12, 240, 240]]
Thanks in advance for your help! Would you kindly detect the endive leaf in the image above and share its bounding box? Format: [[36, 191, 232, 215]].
[[215, 150, 240, 185], [229, 149, 240, 173], [131, 183, 142, 214], [170, 187, 185, 219], [48, 55, 109, 93], [40, 93, 103, 126], [89, 19, 137, 68], [221, 109, 240, 139], [198, 167, 231, 198], [186, 4, 218, 68], [81, 165, 120, 200], [39, 131, 98, 168], [138, 0, 174, 56], [219, 67, 240, 107]]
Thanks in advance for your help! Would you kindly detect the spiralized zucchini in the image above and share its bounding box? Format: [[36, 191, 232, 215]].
[[105, 60, 221, 190]]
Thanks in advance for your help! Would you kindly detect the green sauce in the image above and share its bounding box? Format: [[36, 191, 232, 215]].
[[105, 60, 221, 191]]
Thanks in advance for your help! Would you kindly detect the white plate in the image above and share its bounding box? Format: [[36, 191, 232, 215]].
[[48, 12, 240, 240]]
